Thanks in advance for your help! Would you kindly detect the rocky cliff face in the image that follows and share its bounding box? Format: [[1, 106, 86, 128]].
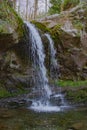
[[0, 1, 32, 97], [32, 2, 87, 80]]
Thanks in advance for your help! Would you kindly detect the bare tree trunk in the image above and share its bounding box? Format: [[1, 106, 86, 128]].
[[45, 0, 47, 13], [13, 0, 17, 9], [26, 0, 29, 20], [18, 0, 21, 14], [34, 0, 38, 19]]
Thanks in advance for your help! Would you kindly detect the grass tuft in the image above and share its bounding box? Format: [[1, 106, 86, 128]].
[[55, 80, 87, 87]]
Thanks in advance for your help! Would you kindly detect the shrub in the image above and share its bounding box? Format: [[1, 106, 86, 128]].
[[62, 0, 80, 11], [49, 0, 80, 14]]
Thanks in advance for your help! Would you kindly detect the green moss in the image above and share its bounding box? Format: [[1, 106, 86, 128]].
[[31, 21, 62, 42], [55, 80, 87, 87], [55, 80, 87, 103], [31, 21, 51, 33], [66, 89, 87, 103], [73, 20, 83, 30], [8, 5, 25, 36], [0, 82, 29, 98], [0, 1, 25, 37], [0, 88, 11, 98], [0, 87, 28, 98], [50, 24, 62, 41]]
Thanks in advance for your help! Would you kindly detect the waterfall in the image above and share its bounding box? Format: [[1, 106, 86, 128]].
[[44, 34, 67, 107], [45, 33, 58, 78], [25, 22, 69, 112], [25, 22, 52, 98]]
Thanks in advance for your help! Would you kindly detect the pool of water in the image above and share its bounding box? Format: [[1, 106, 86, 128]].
[[0, 107, 87, 130]]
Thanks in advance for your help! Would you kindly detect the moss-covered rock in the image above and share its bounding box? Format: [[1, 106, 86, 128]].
[[31, 21, 51, 33], [0, 0, 25, 52], [65, 87, 87, 104], [0, 1, 33, 98]]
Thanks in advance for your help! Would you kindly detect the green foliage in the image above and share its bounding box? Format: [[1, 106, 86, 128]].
[[73, 20, 83, 30], [0, 88, 11, 98], [55, 80, 87, 103], [55, 80, 87, 87], [49, 0, 80, 14], [66, 89, 87, 103], [49, 0, 62, 14], [63, 0, 80, 10]]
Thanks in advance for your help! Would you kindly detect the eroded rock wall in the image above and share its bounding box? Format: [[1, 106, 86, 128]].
[[32, 3, 87, 80]]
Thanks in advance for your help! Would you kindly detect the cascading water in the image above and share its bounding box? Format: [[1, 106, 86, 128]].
[[25, 22, 69, 112], [25, 22, 52, 98], [45, 33, 67, 106], [45, 34, 57, 67], [45, 33, 58, 78]]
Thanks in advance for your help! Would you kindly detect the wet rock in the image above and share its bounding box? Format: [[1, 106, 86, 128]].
[[7, 99, 32, 108], [8, 101, 22, 108], [0, 94, 32, 108], [50, 97, 62, 106], [50, 94, 64, 106]]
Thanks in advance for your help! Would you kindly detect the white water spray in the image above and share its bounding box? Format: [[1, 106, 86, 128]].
[[25, 22, 69, 112]]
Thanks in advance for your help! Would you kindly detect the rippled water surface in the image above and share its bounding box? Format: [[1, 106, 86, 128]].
[[0, 107, 87, 130]]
